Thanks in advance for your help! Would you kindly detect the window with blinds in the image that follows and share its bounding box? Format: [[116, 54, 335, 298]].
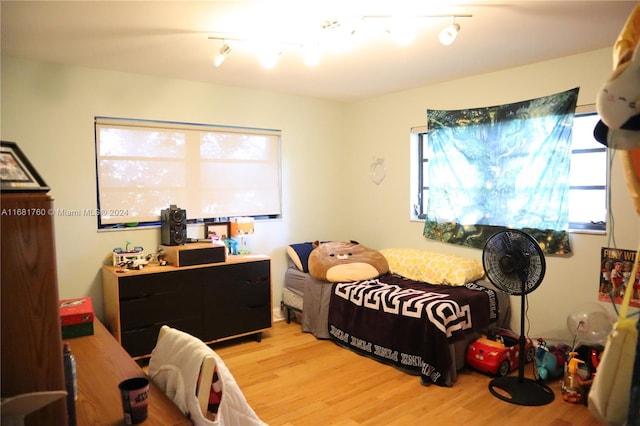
[[94, 117, 281, 228]]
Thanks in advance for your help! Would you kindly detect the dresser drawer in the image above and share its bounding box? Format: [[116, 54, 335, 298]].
[[121, 316, 203, 358], [202, 260, 271, 341], [118, 269, 202, 329], [118, 269, 202, 298], [119, 291, 201, 329]]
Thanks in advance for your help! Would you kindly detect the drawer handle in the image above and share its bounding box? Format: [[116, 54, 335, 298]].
[[120, 293, 152, 302], [122, 324, 156, 333], [120, 290, 175, 302]]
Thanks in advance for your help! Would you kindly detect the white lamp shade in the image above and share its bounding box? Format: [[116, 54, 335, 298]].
[[439, 22, 460, 46], [258, 46, 281, 69], [213, 44, 231, 67], [388, 17, 417, 46], [230, 217, 255, 236], [302, 43, 321, 67]]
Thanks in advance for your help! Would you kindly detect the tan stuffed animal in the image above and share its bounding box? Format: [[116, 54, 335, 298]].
[[308, 240, 389, 283]]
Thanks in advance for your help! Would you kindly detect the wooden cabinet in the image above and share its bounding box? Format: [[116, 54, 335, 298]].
[[102, 256, 272, 358], [1, 193, 68, 426]]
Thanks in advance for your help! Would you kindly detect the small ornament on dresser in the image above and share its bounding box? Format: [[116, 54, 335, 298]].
[[112, 241, 147, 270], [230, 217, 254, 254]]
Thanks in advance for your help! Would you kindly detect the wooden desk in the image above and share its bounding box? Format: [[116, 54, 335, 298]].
[[64, 319, 191, 426]]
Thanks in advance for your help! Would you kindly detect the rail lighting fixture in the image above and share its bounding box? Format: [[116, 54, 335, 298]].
[[386, 16, 418, 47], [258, 44, 282, 69], [302, 43, 321, 67], [439, 18, 461, 46], [213, 43, 231, 67], [208, 13, 471, 69]]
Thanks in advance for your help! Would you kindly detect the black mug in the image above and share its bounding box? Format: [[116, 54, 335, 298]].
[[118, 377, 150, 424]]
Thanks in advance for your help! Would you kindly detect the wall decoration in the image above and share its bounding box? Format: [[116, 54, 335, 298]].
[[369, 157, 387, 185], [0, 141, 49, 192], [423, 87, 579, 255], [599, 247, 639, 308]]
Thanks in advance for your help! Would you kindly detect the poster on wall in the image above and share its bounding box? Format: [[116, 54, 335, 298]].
[[598, 247, 640, 308]]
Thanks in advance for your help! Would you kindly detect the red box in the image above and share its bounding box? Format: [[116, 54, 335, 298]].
[[60, 297, 94, 338]]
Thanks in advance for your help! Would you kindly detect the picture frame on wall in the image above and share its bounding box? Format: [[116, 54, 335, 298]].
[[1, 141, 50, 192], [204, 221, 230, 242]]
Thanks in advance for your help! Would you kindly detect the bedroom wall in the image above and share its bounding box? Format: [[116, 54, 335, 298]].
[[342, 47, 640, 342], [2, 49, 639, 344], [0, 56, 351, 319]]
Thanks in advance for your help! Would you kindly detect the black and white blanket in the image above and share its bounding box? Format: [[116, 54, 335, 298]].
[[328, 273, 498, 387]]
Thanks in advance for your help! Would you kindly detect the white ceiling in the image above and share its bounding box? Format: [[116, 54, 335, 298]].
[[1, 1, 637, 102]]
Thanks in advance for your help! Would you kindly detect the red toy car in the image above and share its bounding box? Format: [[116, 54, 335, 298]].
[[466, 329, 535, 377]]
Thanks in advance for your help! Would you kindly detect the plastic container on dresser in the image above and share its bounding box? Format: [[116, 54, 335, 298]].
[[101, 255, 272, 359]]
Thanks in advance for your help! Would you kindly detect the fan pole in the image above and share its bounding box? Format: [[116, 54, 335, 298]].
[[488, 293, 555, 406], [517, 293, 526, 382]]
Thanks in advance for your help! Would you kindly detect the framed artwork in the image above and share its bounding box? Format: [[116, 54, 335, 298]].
[[1, 141, 49, 192], [204, 221, 230, 241]]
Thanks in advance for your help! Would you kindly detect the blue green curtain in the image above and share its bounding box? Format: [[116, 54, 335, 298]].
[[423, 87, 579, 255]]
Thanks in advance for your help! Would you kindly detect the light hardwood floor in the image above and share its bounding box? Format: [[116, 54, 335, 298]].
[[211, 319, 603, 426]]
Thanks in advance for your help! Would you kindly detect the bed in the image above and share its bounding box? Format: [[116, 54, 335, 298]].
[[282, 244, 511, 387]]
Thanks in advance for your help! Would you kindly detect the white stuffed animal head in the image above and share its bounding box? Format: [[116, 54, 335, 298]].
[[594, 42, 640, 149]]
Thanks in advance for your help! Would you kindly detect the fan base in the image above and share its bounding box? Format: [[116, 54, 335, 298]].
[[488, 376, 554, 406]]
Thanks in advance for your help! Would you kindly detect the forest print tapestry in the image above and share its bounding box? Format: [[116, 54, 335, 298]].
[[423, 88, 579, 255]]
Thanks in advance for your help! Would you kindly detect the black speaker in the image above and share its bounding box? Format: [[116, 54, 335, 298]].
[[160, 204, 187, 246]]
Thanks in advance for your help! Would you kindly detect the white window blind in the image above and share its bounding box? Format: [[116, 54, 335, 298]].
[[95, 117, 281, 227]]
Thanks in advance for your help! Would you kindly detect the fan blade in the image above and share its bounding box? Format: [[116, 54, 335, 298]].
[[482, 229, 546, 295]]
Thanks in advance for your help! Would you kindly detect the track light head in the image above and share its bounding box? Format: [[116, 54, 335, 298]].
[[214, 43, 231, 67], [302, 43, 321, 67], [439, 21, 460, 46], [258, 45, 281, 69], [387, 16, 417, 47]]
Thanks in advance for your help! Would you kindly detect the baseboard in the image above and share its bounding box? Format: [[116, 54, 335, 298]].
[[272, 306, 285, 322]]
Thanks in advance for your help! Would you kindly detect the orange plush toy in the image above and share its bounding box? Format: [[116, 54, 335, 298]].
[[594, 3, 640, 214]]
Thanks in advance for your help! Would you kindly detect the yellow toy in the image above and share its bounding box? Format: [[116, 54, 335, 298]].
[[562, 352, 585, 404]]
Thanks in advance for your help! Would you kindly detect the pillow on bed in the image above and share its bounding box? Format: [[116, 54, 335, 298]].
[[308, 240, 389, 282], [286, 242, 315, 272], [379, 248, 484, 286]]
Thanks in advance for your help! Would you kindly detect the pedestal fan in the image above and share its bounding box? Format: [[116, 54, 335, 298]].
[[482, 229, 555, 406]]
